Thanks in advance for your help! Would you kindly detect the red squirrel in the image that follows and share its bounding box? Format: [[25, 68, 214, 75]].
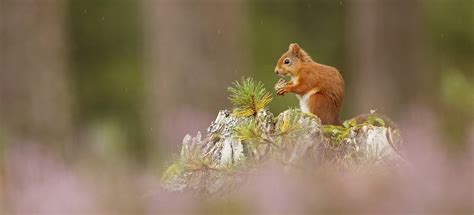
[[274, 43, 344, 125]]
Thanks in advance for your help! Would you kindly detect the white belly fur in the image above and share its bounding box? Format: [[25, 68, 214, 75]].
[[297, 89, 318, 113], [291, 76, 318, 113]]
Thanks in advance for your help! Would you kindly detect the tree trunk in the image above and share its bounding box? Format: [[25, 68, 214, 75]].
[[347, 0, 424, 118], [0, 0, 73, 147], [143, 0, 247, 157]]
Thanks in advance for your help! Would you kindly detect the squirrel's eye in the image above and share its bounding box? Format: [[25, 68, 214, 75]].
[[284, 58, 290, 64]]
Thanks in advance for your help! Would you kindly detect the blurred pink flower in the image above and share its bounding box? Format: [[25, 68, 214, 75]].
[[4, 142, 99, 214]]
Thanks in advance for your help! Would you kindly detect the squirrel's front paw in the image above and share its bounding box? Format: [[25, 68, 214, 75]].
[[276, 89, 285, 96], [276, 86, 290, 96], [275, 78, 289, 96]]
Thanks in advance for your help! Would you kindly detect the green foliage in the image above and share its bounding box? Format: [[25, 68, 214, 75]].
[[323, 111, 386, 144], [322, 125, 350, 145], [233, 118, 270, 157], [228, 78, 272, 117], [234, 119, 262, 142], [364, 113, 386, 127]]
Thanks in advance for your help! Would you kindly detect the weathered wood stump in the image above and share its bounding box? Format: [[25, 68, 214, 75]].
[[162, 108, 403, 196]]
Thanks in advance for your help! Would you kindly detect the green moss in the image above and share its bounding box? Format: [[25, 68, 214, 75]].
[[322, 125, 350, 145], [323, 112, 386, 144]]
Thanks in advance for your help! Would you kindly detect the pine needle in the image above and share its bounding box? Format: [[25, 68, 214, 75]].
[[234, 119, 262, 141], [228, 78, 272, 117]]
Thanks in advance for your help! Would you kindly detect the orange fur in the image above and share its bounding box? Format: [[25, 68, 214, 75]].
[[275, 43, 344, 125]]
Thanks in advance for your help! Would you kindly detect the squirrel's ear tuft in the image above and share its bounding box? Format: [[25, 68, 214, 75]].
[[289, 43, 301, 58]]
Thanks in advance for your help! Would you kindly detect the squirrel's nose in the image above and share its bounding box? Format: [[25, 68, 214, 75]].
[[274, 70, 279, 74]]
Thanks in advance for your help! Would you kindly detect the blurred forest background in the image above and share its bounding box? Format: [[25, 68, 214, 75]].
[[0, 1, 473, 211], [1, 0, 473, 213]]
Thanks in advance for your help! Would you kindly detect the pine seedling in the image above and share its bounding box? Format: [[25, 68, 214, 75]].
[[234, 119, 262, 142], [228, 78, 272, 117]]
